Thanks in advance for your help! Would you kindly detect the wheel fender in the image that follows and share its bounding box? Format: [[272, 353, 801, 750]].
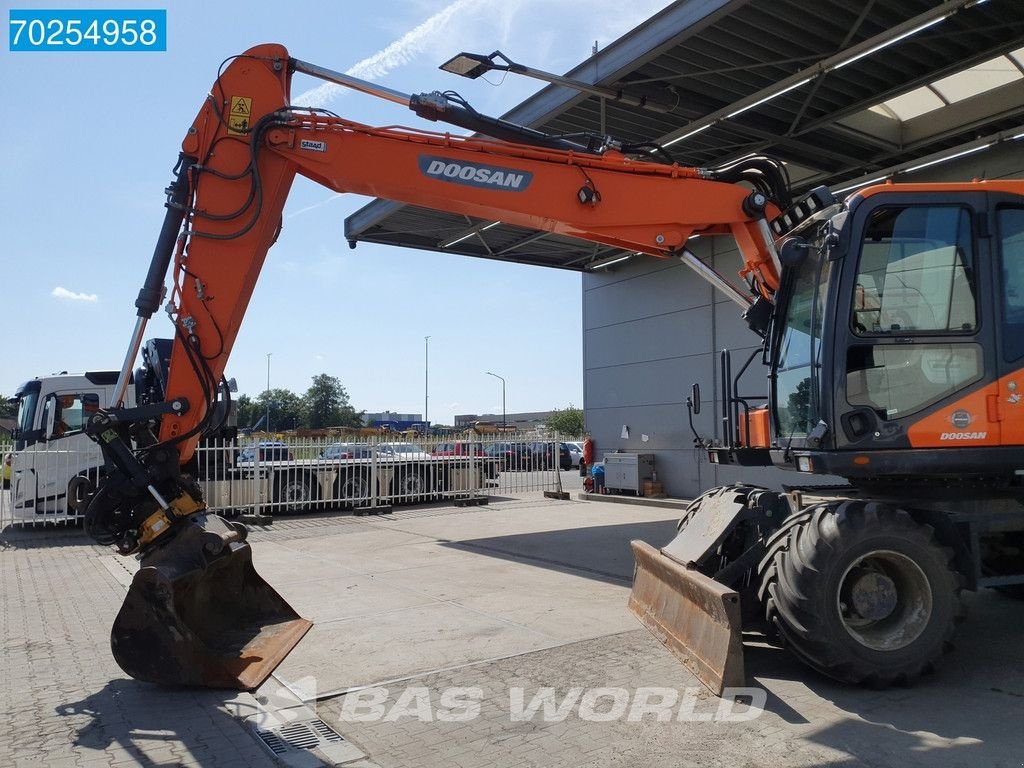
[[662, 484, 767, 567]]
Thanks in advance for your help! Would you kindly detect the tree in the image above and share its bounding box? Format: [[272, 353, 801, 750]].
[[256, 388, 305, 432], [303, 374, 363, 429], [234, 394, 258, 430], [0, 395, 15, 420], [546, 405, 584, 436]]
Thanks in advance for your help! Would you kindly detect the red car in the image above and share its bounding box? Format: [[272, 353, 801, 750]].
[[433, 441, 499, 479]]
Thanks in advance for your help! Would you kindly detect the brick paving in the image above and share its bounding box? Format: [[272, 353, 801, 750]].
[[3, 495, 1024, 768], [0, 529, 277, 768], [318, 625, 1024, 768]]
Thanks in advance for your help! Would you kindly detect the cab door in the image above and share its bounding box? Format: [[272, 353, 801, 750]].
[[833, 192, 997, 450], [994, 201, 1024, 446], [32, 391, 102, 512]]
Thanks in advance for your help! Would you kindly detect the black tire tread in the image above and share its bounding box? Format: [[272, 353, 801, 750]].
[[756, 499, 965, 687]]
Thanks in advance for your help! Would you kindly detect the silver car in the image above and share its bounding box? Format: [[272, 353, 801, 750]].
[[566, 441, 584, 468]]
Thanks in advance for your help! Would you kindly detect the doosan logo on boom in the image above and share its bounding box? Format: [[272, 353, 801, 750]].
[[419, 156, 533, 191]]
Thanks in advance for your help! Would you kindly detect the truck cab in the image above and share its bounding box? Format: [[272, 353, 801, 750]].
[[10, 371, 127, 520]]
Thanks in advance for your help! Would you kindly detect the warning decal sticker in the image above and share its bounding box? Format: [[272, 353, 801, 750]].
[[228, 96, 252, 135]]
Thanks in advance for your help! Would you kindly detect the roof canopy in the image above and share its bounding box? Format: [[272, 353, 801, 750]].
[[346, 0, 1024, 271]]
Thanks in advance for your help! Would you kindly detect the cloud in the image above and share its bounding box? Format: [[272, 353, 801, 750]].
[[292, 0, 492, 106], [290, 0, 676, 112], [52, 286, 98, 302], [286, 193, 344, 220]]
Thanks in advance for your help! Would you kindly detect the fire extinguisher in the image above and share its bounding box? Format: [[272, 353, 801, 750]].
[[581, 435, 594, 478]]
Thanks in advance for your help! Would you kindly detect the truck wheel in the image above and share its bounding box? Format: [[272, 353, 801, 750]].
[[67, 474, 98, 515], [757, 500, 964, 687], [393, 470, 428, 503], [336, 472, 370, 508], [275, 473, 315, 513]]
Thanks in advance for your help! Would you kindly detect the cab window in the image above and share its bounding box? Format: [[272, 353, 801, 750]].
[[42, 393, 100, 438], [852, 206, 976, 336]]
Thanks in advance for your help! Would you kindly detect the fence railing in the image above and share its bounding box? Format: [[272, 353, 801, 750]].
[[0, 434, 578, 530]]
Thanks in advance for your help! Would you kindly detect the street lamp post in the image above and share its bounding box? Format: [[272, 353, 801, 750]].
[[424, 336, 430, 427], [266, 352, 272, 433], [485, 371, 506, 427]]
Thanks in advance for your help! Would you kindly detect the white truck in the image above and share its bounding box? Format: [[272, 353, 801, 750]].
[[6, 342, 495, 523]]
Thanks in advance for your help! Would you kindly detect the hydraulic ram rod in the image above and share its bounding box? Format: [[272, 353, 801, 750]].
[[291, 58, 412, 107]]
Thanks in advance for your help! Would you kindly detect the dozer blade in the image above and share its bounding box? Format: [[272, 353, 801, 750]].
[[110, 514, 312, 690], [629, 540, 744, 696]]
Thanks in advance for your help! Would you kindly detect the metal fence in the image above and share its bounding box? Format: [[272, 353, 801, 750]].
[[0, 434, 577, 530]]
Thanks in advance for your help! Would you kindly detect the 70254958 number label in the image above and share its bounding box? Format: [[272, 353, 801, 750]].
[[9, 10, 166, 51]]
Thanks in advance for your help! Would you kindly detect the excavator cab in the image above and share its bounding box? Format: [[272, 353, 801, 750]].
[[630, 184, 1024, 693]]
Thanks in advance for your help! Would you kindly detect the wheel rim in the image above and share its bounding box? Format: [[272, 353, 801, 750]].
[[282, 479, 311, 505], [339, 476, 368, 500], [399, 474, 423, 495], [837, 549, 933, 651]]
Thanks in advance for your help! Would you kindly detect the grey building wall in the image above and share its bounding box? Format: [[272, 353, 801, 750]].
[[582, 142, 1024, 499]]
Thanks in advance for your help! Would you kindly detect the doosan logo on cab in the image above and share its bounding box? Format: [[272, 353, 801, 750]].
[[939, 432, 987, 440]]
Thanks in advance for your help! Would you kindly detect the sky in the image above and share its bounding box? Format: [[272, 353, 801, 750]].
[[1, 0, 673, 425]]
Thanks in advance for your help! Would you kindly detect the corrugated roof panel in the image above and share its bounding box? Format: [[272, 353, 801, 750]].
[[932, 56, 1022, 103], [346, 0, 1024, 272]]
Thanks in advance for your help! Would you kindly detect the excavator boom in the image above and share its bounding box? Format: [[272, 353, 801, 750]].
[[84, 44, 790, 690]]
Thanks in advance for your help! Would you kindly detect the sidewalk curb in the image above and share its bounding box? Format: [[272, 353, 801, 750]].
[[576, 492, 691, 511]]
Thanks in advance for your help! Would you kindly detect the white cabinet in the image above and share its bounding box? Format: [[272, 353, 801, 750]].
[[603, 453, 654, 493]]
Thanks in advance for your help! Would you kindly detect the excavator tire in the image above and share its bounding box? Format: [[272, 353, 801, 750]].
[[757, 499, 965, 687]]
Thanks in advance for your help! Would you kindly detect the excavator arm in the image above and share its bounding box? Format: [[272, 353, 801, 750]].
[[83, 44, 792, 690], [159, 44, 783, 465]]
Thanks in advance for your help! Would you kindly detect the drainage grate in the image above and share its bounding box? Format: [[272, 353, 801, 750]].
[[256, 718, 345, 755]]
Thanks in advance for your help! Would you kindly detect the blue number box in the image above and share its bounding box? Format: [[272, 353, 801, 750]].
[[9, 9, 166, 51]]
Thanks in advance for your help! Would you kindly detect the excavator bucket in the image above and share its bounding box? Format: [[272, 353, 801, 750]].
[[629, 540, 744, 695], [110, 514, 312, 690]]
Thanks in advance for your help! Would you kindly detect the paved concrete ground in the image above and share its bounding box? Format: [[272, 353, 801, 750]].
[[2, 490, 1023, 767], [0, 527, 277, 768]]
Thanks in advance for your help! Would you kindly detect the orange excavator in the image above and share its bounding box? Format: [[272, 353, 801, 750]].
[[84, 44, 1024, 692]]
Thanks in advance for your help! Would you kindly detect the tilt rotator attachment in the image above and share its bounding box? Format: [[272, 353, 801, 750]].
[[84, 404, 311, 690], [629, 486, 788, 695]]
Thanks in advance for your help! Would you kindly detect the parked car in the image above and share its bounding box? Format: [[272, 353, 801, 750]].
[[566, 441, 584, 468], [319, 442, 374, 460], [237, 441, 293, 463], [528, 442, 577, 473], [378, 442, 432, 461], [481, 441, 527, 471], [557, 442, 574, 470], [487, 441, 572, 471], [435, 440, 498, 479], [432, 441, 486, 457]]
